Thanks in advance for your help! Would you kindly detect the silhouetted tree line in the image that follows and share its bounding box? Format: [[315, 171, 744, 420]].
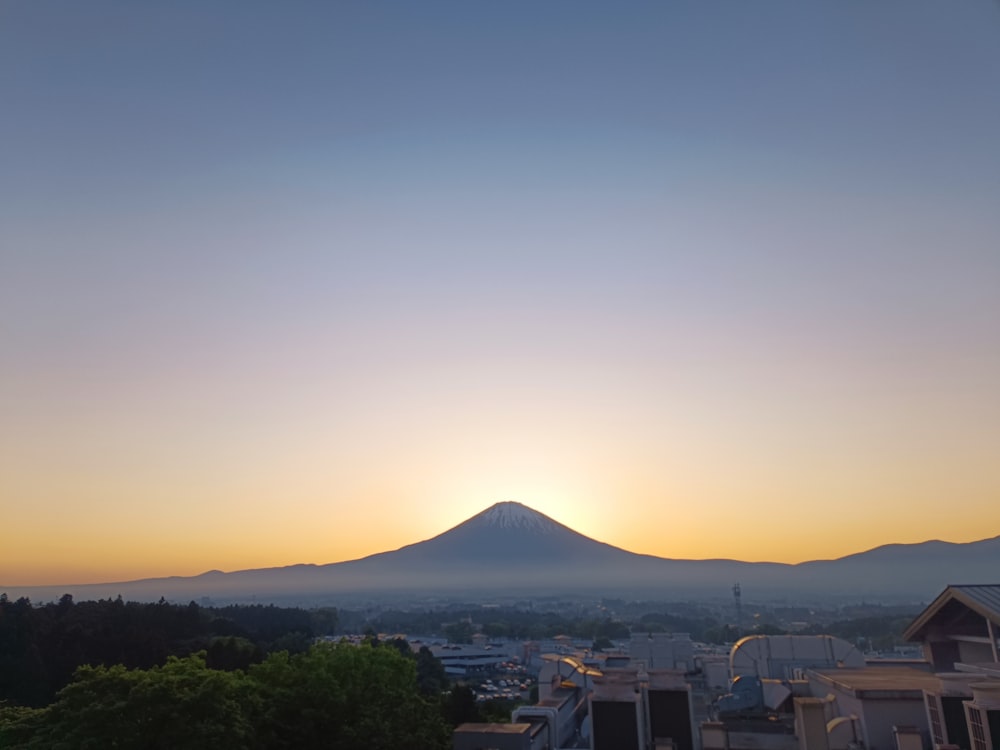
[[0, 593, 338, 707]]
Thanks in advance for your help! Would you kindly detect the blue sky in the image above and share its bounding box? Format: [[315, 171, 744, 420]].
[[2, 1, 999, 584]]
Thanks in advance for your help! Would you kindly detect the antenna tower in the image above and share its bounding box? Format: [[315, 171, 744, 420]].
[[733, 583, 742, 637]]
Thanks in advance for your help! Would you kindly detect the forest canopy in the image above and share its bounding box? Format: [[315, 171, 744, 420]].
[[0, 641, 450, 750]]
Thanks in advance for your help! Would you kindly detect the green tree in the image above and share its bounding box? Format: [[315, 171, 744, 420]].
[[1, 643, 450, 749], [0, 705, 48, 748], [415, 645, 449, 696], [250, 642, 449, 750], [441, 684, 480, 726], [478, 698, 517, 723], [443, 621, 474, 644], [704, 624, 741, 644], [205, 636, 263, 672], [12, 654, 256, 750], [309, 607, 339, 636], [481, 621, 512, 638], [592, 636, 613, 652]]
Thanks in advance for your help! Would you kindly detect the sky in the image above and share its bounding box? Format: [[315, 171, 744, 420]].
[[2, 1, 999, 587]]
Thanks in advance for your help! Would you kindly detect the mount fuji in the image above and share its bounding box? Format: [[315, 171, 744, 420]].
[[354, 501, 636, 566], [5, 501, 1000, 604]]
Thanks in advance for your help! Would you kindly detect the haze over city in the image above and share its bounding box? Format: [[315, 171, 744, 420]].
[[2, 1, 999, 587]]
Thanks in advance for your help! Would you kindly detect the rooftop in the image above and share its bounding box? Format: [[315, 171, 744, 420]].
[[904, 584, 1000, 642], [537, 686, 579, 710], [454, 723, 532, 735], [809, 666, 941, 698]]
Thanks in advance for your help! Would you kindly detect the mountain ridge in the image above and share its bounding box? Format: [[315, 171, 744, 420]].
[[4, 501, 998, 603]]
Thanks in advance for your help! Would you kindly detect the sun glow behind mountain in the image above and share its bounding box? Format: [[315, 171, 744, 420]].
[[2, 3, 1000, 587], [473, 502, 561, 533], [5, 500, 1000, 604]]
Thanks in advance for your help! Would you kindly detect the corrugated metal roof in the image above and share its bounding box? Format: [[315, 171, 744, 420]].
[[903, 584, 1000, 642], [952, 584, 1000, 617]]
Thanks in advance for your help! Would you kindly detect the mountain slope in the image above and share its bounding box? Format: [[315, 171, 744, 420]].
[[3, 502, 998, 604], [794, 535, 1000, 595], [352, 501, 638, 566]]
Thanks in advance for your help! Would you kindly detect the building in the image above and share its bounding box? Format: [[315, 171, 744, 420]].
[[630, 633, 695, 672], [430, 643, 515, 677], [453, 723, 546, 750], [452, 586, 1000, 750], [588, 666, 695, 750], [704, 587, 1000, 750], [903, 585, 1000, 671], [903, 584, 1000, 750], [805, 667, 941, 750], [730, 634, 865, 680]]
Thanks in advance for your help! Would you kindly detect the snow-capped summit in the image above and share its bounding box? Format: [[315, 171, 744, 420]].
[[11, 499, 1000, 603], [471, 501, 560, 534], [364, 499, 623, 567]]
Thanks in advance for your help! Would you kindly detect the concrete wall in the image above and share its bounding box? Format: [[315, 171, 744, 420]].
[[859, 701, 929, 750], [631, 634, 695, 672], [813, 691, 927, 750], [804, 674, 930, 750]]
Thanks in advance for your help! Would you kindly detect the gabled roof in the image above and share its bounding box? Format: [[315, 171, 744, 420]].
[[903, 584, 1000, 642]]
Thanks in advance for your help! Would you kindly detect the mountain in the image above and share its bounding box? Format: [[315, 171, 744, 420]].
[[4, 502, 999, 605], [793, 535, 1000, 595], [353, 501, 638, 566]]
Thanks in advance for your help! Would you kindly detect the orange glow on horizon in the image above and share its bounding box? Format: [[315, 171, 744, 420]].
[[5, 479, 1000, 587]]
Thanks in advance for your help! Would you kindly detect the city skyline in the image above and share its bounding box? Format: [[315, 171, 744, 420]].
[[3, 1, 999, 586]]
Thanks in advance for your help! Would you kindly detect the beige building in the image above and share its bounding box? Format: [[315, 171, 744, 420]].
[[453, 585, 1000, 750], [904, 584, 1000, 750]]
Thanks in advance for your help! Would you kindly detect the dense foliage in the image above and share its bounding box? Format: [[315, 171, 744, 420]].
[[0, 594, 336, 707], [0, 595, 524, 747], [0, 642, 450, 749], [0, 592, 916, 746]]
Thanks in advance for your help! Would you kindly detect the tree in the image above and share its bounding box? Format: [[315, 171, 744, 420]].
[[443, 621, 474, 644], [250, 642, 449, 750], [592, 636, 613, 652], [478, 698, 517, 723], [0, 596, 48, 706], [1, 643, 451, 750], [205, 636, 263, 672], [0, 705, 47, 748], [415, 645, 449, 696], [752, 623, 786, 636], [482, 621, 512, 638], [10, 654, 256, 749], [309, 607, 339, 636], [441, 684, 480, 726]]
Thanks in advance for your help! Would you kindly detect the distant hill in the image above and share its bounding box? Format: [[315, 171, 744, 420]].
[[792, 535, 1000, 596], [4, 502, 999, 605]]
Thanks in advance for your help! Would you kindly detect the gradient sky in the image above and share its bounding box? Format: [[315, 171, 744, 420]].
[[2, 1, 999, 587]]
